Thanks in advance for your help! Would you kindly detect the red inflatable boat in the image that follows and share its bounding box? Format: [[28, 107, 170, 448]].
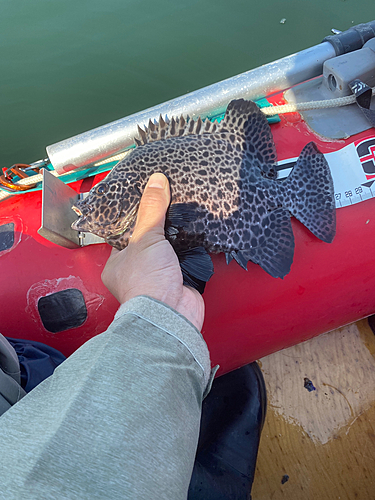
[[1, 22, 375, 374]]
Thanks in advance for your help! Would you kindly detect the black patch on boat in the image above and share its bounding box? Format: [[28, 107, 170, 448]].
[[0, 222, 14, 251], [37, 288, 87, 333]]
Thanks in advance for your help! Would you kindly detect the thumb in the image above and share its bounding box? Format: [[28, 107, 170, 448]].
[[131, 173, 170, 243]]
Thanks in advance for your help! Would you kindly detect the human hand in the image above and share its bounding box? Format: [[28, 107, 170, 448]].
[[101, 173, 205, 331]]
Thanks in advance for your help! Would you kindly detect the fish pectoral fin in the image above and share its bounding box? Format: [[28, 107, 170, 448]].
[[238, 208, 295, 279], [166, 202, 202, 230], [177, 246, 214, 294]]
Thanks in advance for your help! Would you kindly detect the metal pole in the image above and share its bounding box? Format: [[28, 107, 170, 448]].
[[48, 42, 337, 174]]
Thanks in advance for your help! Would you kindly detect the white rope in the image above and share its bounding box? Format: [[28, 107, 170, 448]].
[[0, 191, 10, 201], [0, 150, 131, 201], [93, 150, 130, 166], [1, 90, 374, 201], [0, 171, 58, 201], [261, 88, 375, 116]]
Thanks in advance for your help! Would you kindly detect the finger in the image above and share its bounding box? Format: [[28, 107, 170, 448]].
[[132, 173, 170, 242]]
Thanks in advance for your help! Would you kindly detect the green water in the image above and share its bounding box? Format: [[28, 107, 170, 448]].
[[1, 0, 375, 168]]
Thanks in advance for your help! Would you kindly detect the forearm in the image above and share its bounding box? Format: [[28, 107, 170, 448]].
[[0, 296, 211, 500]]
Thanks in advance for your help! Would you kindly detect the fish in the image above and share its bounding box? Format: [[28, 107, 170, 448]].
[[71, 99, 336, 292]]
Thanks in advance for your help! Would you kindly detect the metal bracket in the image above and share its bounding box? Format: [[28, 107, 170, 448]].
[[37, 169, 104, 248]]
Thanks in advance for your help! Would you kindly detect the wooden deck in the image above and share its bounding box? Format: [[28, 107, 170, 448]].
[[252, 319, 375, 499]]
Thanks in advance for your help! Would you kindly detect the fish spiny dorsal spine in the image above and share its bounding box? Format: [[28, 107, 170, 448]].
[[134, 113, 222, 146]]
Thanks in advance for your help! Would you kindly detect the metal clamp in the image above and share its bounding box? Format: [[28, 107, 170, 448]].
[[37, 169, 104, 248], [0, 164, 41, 192]]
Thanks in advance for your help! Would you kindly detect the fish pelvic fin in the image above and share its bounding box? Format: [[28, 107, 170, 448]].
[[177, 247, 214, 294], [282, 142, 336, 243], [164, 203, 213, 292], [221, 99, 278, 179]]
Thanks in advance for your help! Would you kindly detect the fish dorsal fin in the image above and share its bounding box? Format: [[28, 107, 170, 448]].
[[221, 99, 278, 175], [134, 99, 277, 178], [134, 114, 222, 146]]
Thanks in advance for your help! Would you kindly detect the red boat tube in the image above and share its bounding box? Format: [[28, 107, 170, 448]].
[[1, 108, 375, 375]]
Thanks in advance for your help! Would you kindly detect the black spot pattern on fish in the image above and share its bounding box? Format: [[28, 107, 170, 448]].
[[71, 99, 336, 287]]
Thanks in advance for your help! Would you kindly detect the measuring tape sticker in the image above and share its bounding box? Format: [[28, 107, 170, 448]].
[[276, 135, 375, 209]]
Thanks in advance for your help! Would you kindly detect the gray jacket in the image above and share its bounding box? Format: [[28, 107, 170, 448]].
[[0, 296, 212, 499]]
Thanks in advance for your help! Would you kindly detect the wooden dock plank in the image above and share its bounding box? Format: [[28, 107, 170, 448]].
[[252, 319, 375, 499]]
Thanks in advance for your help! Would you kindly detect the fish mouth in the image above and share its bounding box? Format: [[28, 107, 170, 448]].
[[72, 205, 83, 217], [71, 205, 87, 231], [71, 201, 140, 238]]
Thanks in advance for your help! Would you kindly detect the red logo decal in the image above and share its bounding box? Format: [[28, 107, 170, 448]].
[[355, 137, 375, 179]]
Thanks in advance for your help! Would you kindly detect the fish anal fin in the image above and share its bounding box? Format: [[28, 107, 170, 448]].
[[234, 208, 295, 278], [232, 250, 248, 270]]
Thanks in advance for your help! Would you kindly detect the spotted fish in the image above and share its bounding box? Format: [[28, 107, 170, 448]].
[[71, 99, 336, 291]]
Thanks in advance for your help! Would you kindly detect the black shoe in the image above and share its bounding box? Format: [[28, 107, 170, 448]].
[[368, 315, 375, 335], [188, 362, 267, 500]]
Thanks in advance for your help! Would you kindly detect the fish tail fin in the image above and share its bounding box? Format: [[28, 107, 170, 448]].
[[282, 142, 336, 243]]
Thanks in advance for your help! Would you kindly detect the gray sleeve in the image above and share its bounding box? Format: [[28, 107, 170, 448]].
[[0, 296, 211, 500]]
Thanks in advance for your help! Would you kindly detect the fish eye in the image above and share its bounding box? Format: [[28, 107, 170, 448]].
[[95, 183, 109, 195]]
